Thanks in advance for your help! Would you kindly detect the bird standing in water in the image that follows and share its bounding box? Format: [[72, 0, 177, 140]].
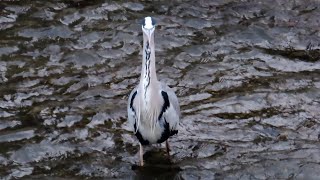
[[127, 17, 180, 166]]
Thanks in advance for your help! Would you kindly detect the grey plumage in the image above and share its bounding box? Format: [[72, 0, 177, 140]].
[[127, 17, 180, 166]]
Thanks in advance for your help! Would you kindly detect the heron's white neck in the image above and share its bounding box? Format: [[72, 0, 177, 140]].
[[138, 31, 161, 131], [140, 34, 158, 101]]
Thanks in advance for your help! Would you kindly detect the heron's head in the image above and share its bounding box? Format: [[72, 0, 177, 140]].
[[142, 17, 156, 44]]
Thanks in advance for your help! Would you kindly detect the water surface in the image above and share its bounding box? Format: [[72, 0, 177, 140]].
[[0, 0, 320, 179]]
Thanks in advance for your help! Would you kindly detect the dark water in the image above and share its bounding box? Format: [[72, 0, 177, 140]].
[[1, 0, 320, 179]]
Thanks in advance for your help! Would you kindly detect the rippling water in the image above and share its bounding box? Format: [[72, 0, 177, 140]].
[[1, 0, 320, 179]]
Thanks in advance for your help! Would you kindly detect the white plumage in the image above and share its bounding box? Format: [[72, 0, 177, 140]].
[[144, 17, 154, 29]]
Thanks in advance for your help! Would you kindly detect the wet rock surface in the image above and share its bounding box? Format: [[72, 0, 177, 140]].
[[0, 0, 320, 179]]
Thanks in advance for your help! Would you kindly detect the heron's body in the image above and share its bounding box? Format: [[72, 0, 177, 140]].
[[127, 17, 180, 166], [128, 83, 179, 144]]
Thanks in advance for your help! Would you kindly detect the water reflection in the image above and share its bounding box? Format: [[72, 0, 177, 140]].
[[132, 150, 181, 180]]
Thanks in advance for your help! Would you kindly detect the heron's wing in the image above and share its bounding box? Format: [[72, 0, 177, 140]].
[[159, 82, 180, 131], [127, 87, 139, 132], [160, 82, 180, 117]]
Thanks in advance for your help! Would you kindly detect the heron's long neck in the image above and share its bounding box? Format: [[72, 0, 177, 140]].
[[139, 33, 161, 130], [140, 36, 158, 100]]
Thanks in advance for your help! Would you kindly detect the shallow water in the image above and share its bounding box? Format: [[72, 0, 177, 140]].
[[0, 0, 320, 179]]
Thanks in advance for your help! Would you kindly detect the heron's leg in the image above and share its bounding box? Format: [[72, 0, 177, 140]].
[[139, 143, 144, 166], [165, 140, 170, 156]]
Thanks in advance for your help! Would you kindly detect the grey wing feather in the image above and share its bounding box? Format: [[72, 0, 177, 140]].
[[160, 82, 180, 116], [160, 82, 180, 130], [127, 87, 138, 132]]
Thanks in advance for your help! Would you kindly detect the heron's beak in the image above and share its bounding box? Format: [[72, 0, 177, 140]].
[[142, 26, 154, 45], [146, 30, 152, 44]]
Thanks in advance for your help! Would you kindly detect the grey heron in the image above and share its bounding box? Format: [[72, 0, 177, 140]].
[[127, 17, 180, 166]]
